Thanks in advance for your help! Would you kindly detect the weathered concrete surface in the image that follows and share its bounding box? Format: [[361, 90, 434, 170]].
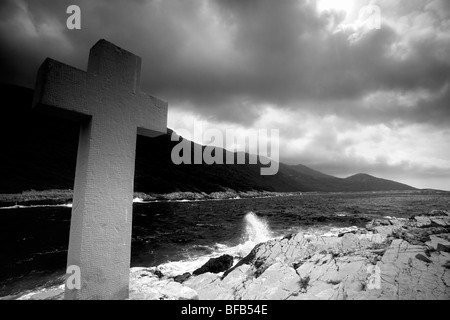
[[33, 39, 168, 300]]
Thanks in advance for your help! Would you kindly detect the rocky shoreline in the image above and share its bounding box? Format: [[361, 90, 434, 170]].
[[133, 189, 291, 202], [11, 209, 450, 300], [0, 189, 291, 208], [1, 189, 441, 208]]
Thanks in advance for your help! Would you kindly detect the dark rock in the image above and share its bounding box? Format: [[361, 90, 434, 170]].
[[193, 254, 234, 276], [415, 254, 432, 263], [424, 248, 434, 257], [338, 230, 357, 237], [427, 210, 450, 217], [393, 227, 449, 245], [437, 243, 450, 253], [153, 269, 164, 279], [282, 233, 295, 240], [174, 272, 191, 283], [366, 219, 391, 231], [222, 242, 263, 279], [371, 249, 387, 256]]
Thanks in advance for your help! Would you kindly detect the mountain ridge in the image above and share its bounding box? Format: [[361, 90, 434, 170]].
[[0, 83, 417, 194]]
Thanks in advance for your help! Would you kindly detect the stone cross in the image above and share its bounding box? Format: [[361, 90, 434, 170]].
[[32, 39, 168, 300]]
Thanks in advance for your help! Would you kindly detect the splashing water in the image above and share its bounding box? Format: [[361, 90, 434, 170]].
[[156, 211, 275, 277], [243, 211, 272, 244], [227, 212, 274, 258]]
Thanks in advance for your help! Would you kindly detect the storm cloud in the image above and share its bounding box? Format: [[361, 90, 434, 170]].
[[1, 0, 449, 189]]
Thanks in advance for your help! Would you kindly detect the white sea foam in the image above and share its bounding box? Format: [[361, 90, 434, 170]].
[[321, 226, 358, 237], [0, 203, 72, 210], [133, 197, 195, 204], [132, 194, 280, 204]]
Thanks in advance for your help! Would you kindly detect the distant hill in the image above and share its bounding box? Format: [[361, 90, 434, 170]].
[[0, 83, 417, 194], [341, 173, 415, 192]]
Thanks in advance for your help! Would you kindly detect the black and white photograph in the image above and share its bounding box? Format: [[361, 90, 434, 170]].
[[0, 0, 449, 306]]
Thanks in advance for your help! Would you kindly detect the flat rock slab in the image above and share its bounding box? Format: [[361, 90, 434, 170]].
[[183, 212, 450, 300], [17, 286, 65, 301], [426, 234, 450, 252]]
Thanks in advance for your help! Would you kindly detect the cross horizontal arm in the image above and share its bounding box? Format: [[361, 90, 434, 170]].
[[134, 93, 168, 137], [33, 58, 91, 121]]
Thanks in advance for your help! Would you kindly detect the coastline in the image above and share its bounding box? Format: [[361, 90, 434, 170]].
[[1, 188, 446, 208], [8, 208, 450, 300], [0, 189, 287, 208]]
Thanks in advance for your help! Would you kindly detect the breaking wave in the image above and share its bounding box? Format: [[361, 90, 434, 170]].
[[156, 212, 274, 277]]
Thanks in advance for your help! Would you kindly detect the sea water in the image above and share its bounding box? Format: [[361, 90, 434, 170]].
[[0, 191, 449, 297], [154, 211, 274, 277]]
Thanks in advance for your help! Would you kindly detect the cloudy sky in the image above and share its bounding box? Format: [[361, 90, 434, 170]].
[[1, 0, 449, 190]]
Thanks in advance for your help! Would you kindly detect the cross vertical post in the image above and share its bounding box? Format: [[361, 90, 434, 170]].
[[32, 39, 168, 300]]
